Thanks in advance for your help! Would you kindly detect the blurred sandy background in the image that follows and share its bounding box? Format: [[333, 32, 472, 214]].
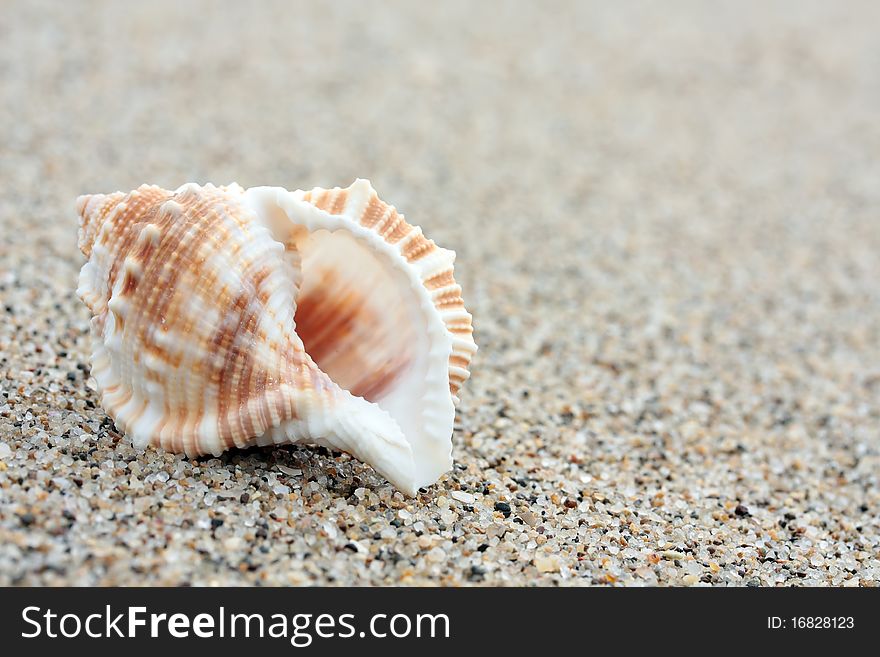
[[0, 1, 878, 585]]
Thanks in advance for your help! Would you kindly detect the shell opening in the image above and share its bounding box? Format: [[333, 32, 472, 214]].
[[246, 189, 452, 493], [294, 229, 422, 404]]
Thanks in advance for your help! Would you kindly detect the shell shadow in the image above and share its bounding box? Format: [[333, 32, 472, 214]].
[[196, 443, 392, 502]]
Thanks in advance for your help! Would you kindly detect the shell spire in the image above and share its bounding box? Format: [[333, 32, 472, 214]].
[[75, 180, 476, 494]]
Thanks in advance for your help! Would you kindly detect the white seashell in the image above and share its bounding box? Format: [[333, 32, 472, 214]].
[[75, 180, 476, 495]]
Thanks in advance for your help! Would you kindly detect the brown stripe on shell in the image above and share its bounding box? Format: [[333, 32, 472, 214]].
[[433, 288, 465, 309], [401, 234, 436, 261], [447, 325, 473, 334], [329, 190, 348, 215], [381, 211, 409, 244], [120, 268, 139, 297], [360, 194, 390, 229], [424, 270, 455, 290], [311, 190, 338, 212]]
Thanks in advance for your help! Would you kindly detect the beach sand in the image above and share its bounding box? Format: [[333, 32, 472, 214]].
[[1, 0, 878, 585]]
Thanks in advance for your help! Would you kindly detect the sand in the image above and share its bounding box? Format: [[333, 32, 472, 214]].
[[0, 0, 878, 585]]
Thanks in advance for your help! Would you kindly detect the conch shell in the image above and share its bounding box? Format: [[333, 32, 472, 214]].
[[75, 180, 476, 495]]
